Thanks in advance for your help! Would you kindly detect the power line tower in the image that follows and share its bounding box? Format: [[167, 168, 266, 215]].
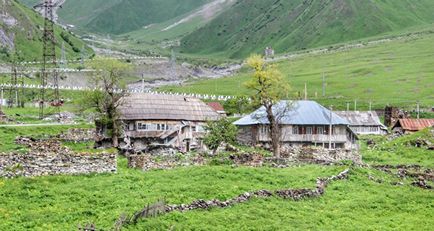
[[34, 0, 61, 119]]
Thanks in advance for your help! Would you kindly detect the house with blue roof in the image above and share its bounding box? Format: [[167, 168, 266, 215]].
[[234, 100, 358, 150]]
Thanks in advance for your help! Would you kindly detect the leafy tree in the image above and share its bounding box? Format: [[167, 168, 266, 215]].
[[245, 54, 290, 158], [203, 118, 238, 155], [83, 58, 132, 147], [223, 97, 252, 116]]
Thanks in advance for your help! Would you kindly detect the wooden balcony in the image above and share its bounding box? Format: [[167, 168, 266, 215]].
[[258, 134, 348, 143]]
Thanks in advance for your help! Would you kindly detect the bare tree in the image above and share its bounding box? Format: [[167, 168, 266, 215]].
[[84, 58, 131, 147], [245, 54, 290, 158]]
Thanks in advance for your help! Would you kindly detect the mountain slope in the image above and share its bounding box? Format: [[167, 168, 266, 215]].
[[1, 0, 92, 62], [181, 0, 434, 58]]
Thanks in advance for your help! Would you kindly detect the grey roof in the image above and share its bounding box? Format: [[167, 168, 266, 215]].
[[234, 100, 349, 126], [334, 111, 386, 128], [119, 93, 220, 121]]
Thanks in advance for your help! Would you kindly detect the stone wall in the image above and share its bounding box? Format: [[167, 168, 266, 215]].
[[0, 152, 117, 178], [281, 146, 362, 164], [0, 137, 116, 178], [128, 153, 206, 171], [56, 128, 96, 142]]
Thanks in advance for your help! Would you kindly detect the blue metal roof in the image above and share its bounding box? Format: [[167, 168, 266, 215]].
[[234, 100, 349, 126]]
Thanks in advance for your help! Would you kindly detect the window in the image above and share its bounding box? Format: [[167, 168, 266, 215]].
[[137, 123, 148, 130], [317, 127, 324, 135], [306, 127, 313, 135], [260, 125, 270, 134], [293, 126, 299, 134]]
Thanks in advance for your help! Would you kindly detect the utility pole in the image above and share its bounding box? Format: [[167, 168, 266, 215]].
[[354, 100, 357, 112], [329, 105, 333, 150], [60, 41, 67, 69], [141, 73, 145, 93], [304, 82, 307, 100], [171, 47, 176, 78], [346, 102, 350, 111], [369, 101, 372, 112], [8, 61, 18, 108], [80, 45, 86, 66], [322, 73, 326, 97], [0, 86, 4, 111]]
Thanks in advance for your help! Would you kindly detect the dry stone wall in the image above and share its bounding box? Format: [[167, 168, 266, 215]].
[[0, 137, 116, 178]]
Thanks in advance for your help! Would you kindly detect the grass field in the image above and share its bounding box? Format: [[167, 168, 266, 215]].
[[361, 129, 434, 168], [0, 124, 93, 153], [1, 157, 432, 230], [0, 125, 433, 230], [160, 32, 434, 110]]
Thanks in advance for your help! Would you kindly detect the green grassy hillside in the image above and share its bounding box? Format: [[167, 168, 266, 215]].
[[161, 29, 434, 110], [181, 0, 434, 58], [1, 1, 92, 62]]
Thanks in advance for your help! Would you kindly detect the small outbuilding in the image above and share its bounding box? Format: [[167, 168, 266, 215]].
[[206, 102, 227, 116], [392, 119, 434, 134], [335, 111, 388, 135], [234, 100, 358, 150]]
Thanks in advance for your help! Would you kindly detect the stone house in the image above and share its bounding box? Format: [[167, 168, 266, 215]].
[[392, 119, 434, 134], [111, 93, 221, 153], [334, 111, 388, 135], [234, 100, 358, 150]]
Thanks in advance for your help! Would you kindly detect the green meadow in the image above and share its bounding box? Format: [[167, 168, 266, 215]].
[[0, 125, 433, 230], [160, 32, 434, 110]]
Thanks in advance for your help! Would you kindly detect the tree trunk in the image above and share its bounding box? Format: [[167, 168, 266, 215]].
[[266, 104, 281, 158], [112, 125, 119, 148]]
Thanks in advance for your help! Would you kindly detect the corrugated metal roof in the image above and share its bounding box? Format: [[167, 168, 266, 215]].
[[335, 111, 386, 127], [234, 100, 348, 126], [207, 102, 225, 112], [119, 93, 220, 121], [394, 119, 434, 131]]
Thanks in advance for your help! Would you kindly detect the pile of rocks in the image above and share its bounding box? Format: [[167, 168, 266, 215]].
[[56, 128, 96, 142], [128, 154, 207, 171], [229, 153, 264, 167], [0, 137, 117, 178], [280, 146, 362, 164], [373, 164, 433, 190], [16, 136, 70, 153]]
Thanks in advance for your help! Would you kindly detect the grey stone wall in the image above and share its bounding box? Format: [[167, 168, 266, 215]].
[[57, 128, 96, 142], [0, 137, 116, 178], [281, 146, 362, 164], [0, 152, 117, 178]]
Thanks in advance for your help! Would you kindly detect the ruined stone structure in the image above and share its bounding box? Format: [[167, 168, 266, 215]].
[[0, 137, 116, 178], [384, 106, 408, 127]]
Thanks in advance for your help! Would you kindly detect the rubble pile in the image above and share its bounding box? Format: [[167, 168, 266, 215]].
[[373, 164, 433, 190], [0, 137, 117, 178], [281, 146, 362, 164], [229, 153, 264, 167], [128, 154, 207, 171], [56, 128, 96, 142]]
